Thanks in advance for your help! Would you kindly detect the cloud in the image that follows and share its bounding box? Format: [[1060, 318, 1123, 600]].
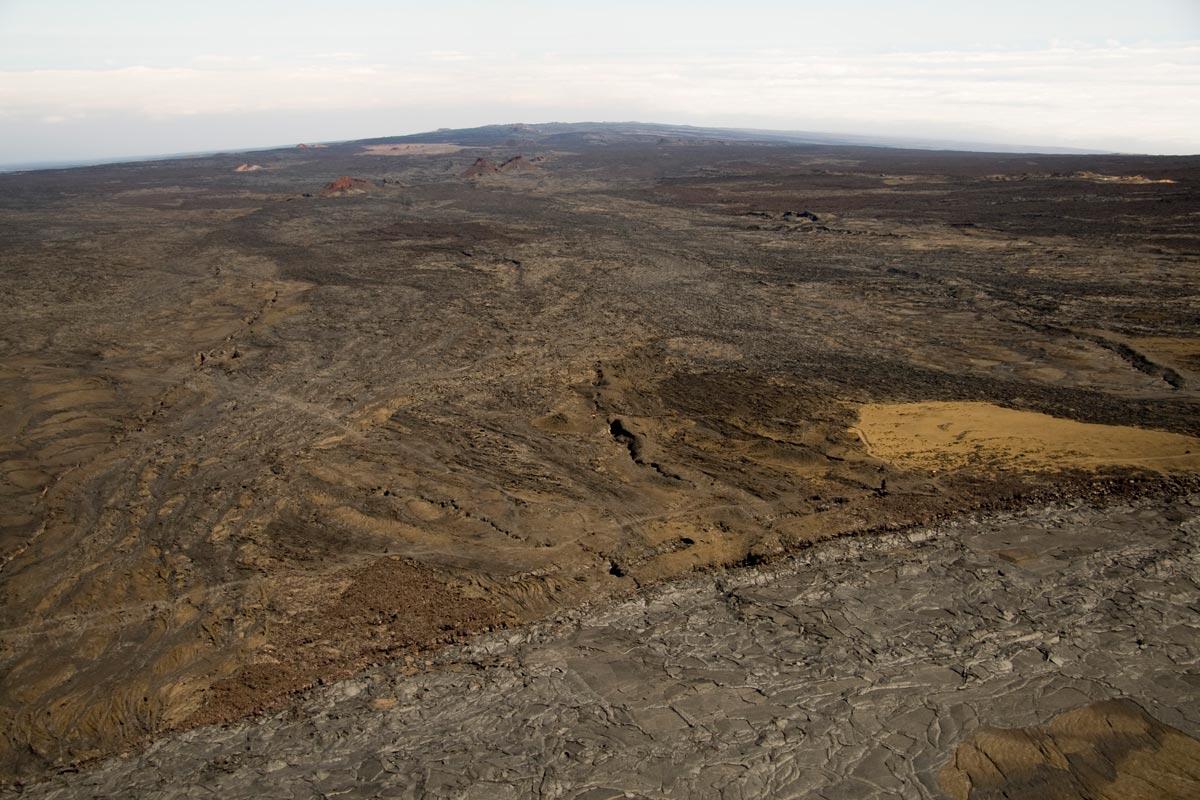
[[192, 54, 266, 66], [312, 52, 368, 62], [0, 44, 1197, 153]]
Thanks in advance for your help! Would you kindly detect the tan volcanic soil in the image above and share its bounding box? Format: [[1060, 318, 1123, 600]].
[[358, 143, 463, 156], [1129, 336, 1200, 373], [1, 126, 1199, 783], [190, 557, 504, 727], [941, 699, 1200, 800], [1073, 170, 1176, 184]]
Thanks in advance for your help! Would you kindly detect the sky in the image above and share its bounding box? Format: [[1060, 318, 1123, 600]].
[[1, 0, 1198, 165]]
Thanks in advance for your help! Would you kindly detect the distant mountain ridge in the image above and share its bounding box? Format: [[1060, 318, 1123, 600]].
[[0, 121, 1110, 173], [358, 121, 1106, 155]]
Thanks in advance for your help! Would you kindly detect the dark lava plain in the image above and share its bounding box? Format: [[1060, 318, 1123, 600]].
[[0, 123, 1198, 789]]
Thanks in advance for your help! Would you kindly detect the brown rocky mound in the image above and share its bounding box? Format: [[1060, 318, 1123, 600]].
[[233, 163, 263, 172], [320, 176, 372, 197], [940, 699, 1200, 800], [460, 158, 500, 178], [497, 155, 539, 173], [461, 155, 542, 179]]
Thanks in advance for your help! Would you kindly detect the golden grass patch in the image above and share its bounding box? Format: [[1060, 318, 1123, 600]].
[[853, 401, 1200, 474]]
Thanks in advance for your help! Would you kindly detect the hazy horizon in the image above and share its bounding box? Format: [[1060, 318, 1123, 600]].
[[0, 119, 1117, 173], [1, 0, 1198, 163]]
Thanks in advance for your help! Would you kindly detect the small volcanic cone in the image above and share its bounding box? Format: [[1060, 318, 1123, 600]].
[[498, 155, 538, 174], [234, 163, 263, 172], [320, 176, 372, 197], [461, 158, 500, 179]]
